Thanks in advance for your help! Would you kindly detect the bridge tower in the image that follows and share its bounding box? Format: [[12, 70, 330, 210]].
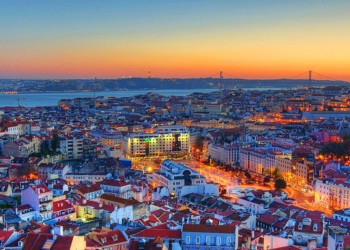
[[308, 70, 312, 88], [218, 71, 224, 89]]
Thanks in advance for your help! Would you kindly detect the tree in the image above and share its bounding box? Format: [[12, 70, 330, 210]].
[[244, 170, 251, 179], [51, 130, 60, 152], [272, 169, 282, 179], [274, 179, 287, 190], [264, 176, 271, 185]]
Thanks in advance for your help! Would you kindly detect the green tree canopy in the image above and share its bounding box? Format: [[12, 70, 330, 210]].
[[274, 179, 287, 190]]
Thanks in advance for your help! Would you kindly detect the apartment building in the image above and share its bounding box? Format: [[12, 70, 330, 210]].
[[122, 125, 190, 158], [59, 136, 83, 159], [207, 144, 240, 165]]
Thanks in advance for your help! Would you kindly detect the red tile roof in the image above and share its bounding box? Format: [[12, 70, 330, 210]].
[[183, 224, 235, 234], [78, 199, 114, 212], [0, 230, 15, 245], [100, 193, 139, 206], [132, 223, 181, 239], [13, 204, 32, 212], [31, 184, 51, 194], [87, 229, 127, 247], [100, 179, 129, 187], [22, 233, 73, 250], [76, 183, 102, 195], [53, 199, 74, 212]]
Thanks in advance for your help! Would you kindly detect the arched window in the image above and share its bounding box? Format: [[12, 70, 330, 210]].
[[206, 236, 210, 245], [216, 236, 221, 246]]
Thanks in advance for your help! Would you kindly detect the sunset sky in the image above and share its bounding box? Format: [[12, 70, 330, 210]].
[[1, 0, 350, 80]]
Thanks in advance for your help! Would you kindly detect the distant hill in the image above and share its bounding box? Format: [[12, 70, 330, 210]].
[[0, 78, 348, 92]]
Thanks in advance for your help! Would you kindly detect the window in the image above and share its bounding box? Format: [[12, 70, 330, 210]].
[[186, 236, 190, 244], [196, 236, 200, 244], [206, 236, 210, 245], [226, 237, 231, 245], [216, 236, 221, 246]]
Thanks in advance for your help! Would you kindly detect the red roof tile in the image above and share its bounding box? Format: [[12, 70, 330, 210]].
[[132, 223, 181, 239], [183, 224, 235, 234]]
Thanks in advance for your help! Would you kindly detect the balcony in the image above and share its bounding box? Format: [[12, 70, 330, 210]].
[[39, 198, 52, 204], [53, 210, 75, 218], [40, 207, 49, 212]]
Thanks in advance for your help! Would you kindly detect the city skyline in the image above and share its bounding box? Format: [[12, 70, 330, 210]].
[[1, 0, 350, 80]]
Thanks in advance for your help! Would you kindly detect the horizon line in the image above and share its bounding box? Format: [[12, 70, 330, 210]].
[[0, 77, 349, 83]]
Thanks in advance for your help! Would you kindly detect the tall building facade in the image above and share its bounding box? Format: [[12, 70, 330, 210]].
[[122, 125, 190, 158]]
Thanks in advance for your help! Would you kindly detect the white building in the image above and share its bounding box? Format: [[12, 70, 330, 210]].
[[177, 184, 219, 198], [293, 216, 324, 247], [276, 157, 292, 181], [237, 196, 267, 214], [99, 179, 132, 199], [314, 178, 350, 210], [13, 204, 38, 223], [21, 184, 53, 221], [152, 159, 206, 196], [240, 146, 291, 175], [122, 125, 190, 158], [65, 173, 106, 184], [6, 123, 31, 136], [59, 136, 83, 159], [207, 144, 240, 165], [240, 148, 267, 174]]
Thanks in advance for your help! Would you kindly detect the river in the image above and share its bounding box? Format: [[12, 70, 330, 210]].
[[0, 87, 284, 107]]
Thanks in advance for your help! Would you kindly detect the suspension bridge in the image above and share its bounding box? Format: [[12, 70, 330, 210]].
[[206, 70, 347, 90], [139, 70, 348, 90]]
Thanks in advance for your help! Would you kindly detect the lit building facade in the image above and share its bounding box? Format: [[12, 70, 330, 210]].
[[207, 144, 240, 165], [152, 159, 206, 195], [240, 146, 292, 175], [122, 125, 190, 158], [314, 178, 350, 210], [276, 157, 292, 181]]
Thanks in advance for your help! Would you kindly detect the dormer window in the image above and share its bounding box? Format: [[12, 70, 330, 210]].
[[298, 222, 303, 230], [313, 223, 318, 232]]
